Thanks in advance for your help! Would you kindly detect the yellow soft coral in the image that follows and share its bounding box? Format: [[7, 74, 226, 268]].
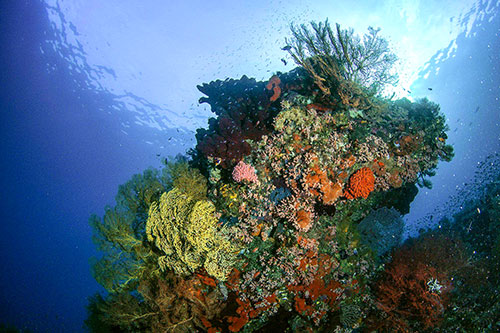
[[167, 161, 208, 201], [146, 187, 238, 281]]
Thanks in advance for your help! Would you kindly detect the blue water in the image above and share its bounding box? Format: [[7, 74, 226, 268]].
[[0, 0, 499, 331]]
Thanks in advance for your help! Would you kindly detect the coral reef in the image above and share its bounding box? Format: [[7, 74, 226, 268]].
[[86, 20, 470, 332]]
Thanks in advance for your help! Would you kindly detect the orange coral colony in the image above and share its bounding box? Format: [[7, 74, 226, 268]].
[[266, 75, 281, 102], [296, 210, 312, 231], [344, 167, 375, 199], [305, 166, 343, 205]]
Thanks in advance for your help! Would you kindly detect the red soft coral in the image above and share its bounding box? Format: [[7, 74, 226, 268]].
[[374, 236, 465, 331]]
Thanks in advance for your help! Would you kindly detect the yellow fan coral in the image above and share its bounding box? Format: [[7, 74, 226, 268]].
[[146, 188, 238, 281]]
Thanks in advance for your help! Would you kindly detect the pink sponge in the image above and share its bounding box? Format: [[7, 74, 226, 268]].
[[232, 161, 258, 183]]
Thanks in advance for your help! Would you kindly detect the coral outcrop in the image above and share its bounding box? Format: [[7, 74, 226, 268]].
[[86, 19, 465, 333]]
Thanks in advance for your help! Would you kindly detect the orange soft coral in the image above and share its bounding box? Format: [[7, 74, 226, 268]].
[[296, 210, 312, 231], [344, 167, 375, 199], [288, 254, 342, 323], [266, 75, 281, 102], [305, 166, 343, 205]]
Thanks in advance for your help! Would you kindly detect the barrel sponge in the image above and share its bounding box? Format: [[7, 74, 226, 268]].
[[357, 207, 404, 257]]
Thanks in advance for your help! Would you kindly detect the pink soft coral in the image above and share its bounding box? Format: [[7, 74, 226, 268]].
[[232, 161, 258, 183]]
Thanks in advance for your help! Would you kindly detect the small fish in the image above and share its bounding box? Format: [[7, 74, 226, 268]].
[[281, 45, 292, 51], [438, 137, 445, 142], [218, 282, 228, 300], [281, 58, 287, 66], [467, 220, 473, 233], [428, 87, 433, 91], [474, 106, 480, 113]]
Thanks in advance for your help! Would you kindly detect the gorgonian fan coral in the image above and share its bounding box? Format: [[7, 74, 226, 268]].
[[373, 235, 466, 331]]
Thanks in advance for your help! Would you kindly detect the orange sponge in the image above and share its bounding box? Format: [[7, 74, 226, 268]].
[[344, 167, 375, 199]]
